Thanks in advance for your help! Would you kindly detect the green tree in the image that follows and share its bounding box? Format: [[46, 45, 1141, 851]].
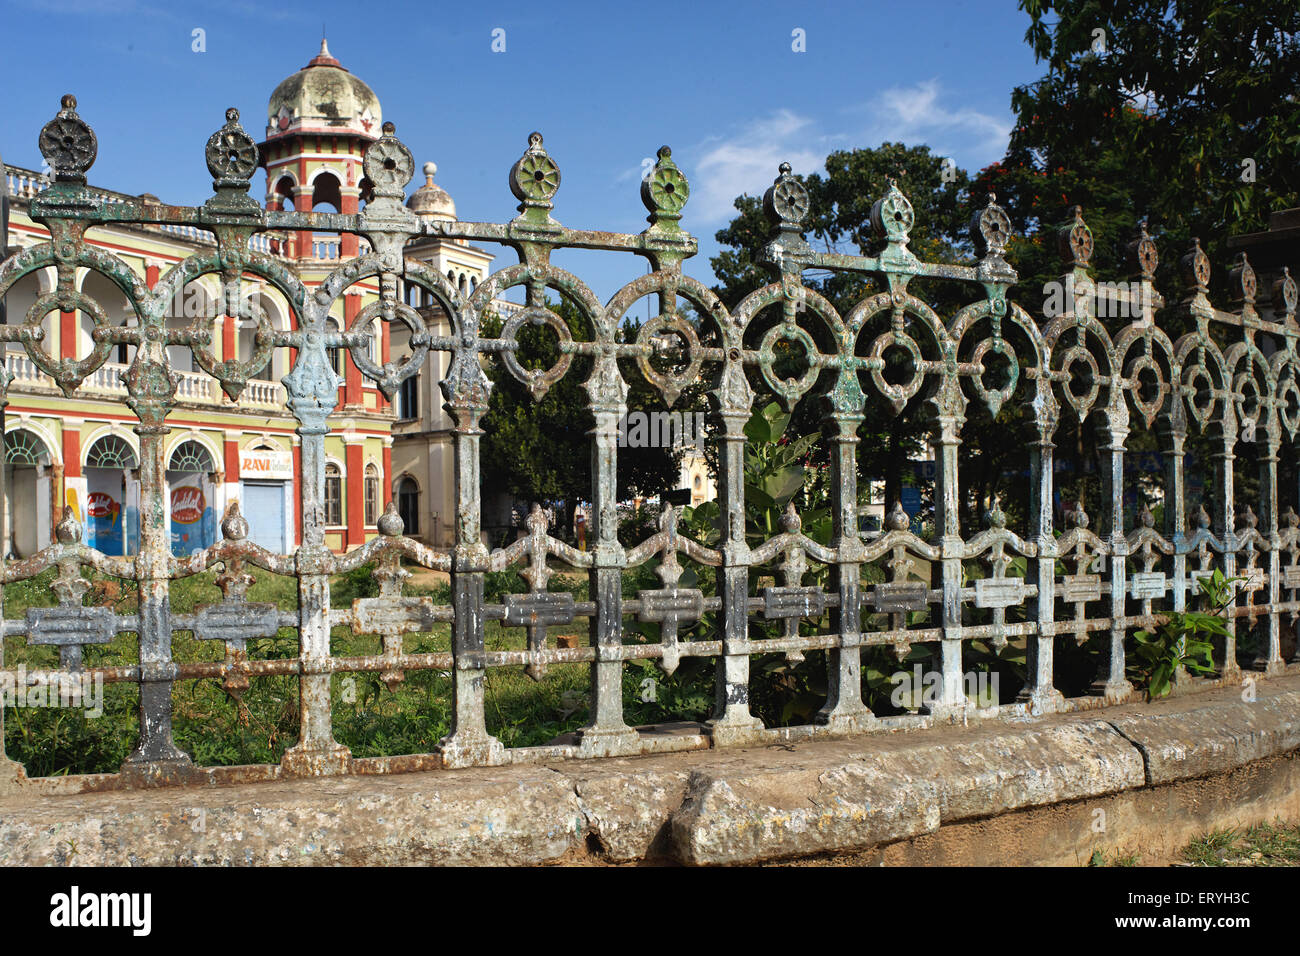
[[479, 297, 685, 542], [710, 143, 980, 513]]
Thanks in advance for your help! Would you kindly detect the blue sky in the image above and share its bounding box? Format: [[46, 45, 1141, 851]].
[[1, 0, 1046, 302]]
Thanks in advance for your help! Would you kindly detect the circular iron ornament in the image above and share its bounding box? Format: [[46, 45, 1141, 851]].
[[1280, 268, 1298, 314], [1183, 363, 1218, 430], [770, 179, 808, 224], [968, 337, 1019, 417], [363, 123, 415, 194], [1233, 371, 1262, 435], [971, 194, 1012, 256], [868, 328, 926, 413], [347, 300, 431, 398], [1124, 352, 1168, 428], [1279, 374, 1300, 437], [1192, 241, 1211, 288], [500, 305, 574, 400], [1239, 257, 1257, 302], [1056, 344, 1101, 421], [872, 181, 914, 243], [204, 108, 258, 184], [1066, 208, 1093, 265], [1131, 222, 1159, 278], [758, 322, 820, 407], [510, 132, 561, 204], [635, 313, 702, 405], [643, 147, 689, 215], [23, 290, 116, 391], [38, 94, 97, 182], [1277, 374, 1300, 438]]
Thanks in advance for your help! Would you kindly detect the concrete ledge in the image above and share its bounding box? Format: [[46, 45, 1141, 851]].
[[1, 674, 1297, 866], [1105, 688, 1300, 785]]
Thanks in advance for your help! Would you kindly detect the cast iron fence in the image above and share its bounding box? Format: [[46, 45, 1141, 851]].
[[0, 95, 1297, 790]]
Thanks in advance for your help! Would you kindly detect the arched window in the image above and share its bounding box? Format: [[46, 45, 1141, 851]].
[[87, 435, 138, 469], [395, 370, 419, 420], [5, 429, 52, 466], [324, 462, 343, 526], [325, 318, 343, 377], [364, 463, 380, 526], [397, 476, 419, 536], [169, 439, 214, 473]]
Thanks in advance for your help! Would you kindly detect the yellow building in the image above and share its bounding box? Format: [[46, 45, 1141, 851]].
[[0, 40, 501, 557]]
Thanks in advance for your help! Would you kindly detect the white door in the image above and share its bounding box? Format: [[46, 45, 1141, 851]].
[[242, 482, 286, 553]]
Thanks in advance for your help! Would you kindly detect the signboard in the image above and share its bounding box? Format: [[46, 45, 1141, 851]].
[[170, 475, 214, 556], [239, 447, 293, 480], [974, 577, 1026, 608], [873, 581, 929, 613], [1062, 574, 1102, 603], [1129, 572, 1167, 600]]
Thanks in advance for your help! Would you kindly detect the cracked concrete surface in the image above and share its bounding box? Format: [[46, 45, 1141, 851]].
[[1, 674, 1297, 865]]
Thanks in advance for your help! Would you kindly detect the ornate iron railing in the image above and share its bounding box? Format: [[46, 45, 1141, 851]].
[[1, 94, 1297, 790]]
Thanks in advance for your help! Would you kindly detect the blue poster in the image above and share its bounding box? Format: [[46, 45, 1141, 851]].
[[170, 476, 214, 556]]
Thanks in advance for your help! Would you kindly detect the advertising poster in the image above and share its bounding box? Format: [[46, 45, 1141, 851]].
[[169, 475, 214, 556], [87, 488, 124, 555]]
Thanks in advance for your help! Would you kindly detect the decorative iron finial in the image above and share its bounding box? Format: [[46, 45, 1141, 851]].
[[779, 501, 801, 533], [1139, 502, 1155, 528], [642, 145, 690, 227], [1068, 501, 1089, 529], [1128, 219, 1159, 279], [363, 121, 415, 201], [885, 500, 910, 531], [38, 94, 97, 184], [763, 162, 809, 228], [1058, 206, 1093, 267], [510, 131, 561, 219], [377, 499, 404, 537], [55, 505, 82, 545], [221, 499, 249, 541], [1285, 506, 1300, 529], [1230, 252, 1257, 305], [525, 502, 549, 535], [1274, 266, 1298, 317], [1195, 503, 1212, 529], [1238, 504, 1258, 531], [971, 191, 1012, 258], [985, 502, 1007, 529], [871, 178, 914, 246], [1181, 238, 1211, 292], [204, 107, 258, 192]]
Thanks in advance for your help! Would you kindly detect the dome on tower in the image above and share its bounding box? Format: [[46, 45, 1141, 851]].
[[266, 39, 382, 141], [407, 162, 457, 222]]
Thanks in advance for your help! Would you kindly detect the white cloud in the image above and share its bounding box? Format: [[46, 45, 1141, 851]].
[[690, 109, 825, 223], [871, 80, 1012, 162], [680, 83, 1012, 225]]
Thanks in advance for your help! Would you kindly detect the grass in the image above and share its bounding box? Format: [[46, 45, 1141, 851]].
[[1180, 822, 1300, 866], [1, 563, 716, 776]]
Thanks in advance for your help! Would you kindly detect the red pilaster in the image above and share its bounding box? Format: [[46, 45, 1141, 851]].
[[345, 442, 364, 547], [343, 293, 362, 408], [224, 439, 240, 482], [145, 263, 160, 289], [340, 190, 358, 258], [62, 429, 81, 478], [60, 311, 77, 360]]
